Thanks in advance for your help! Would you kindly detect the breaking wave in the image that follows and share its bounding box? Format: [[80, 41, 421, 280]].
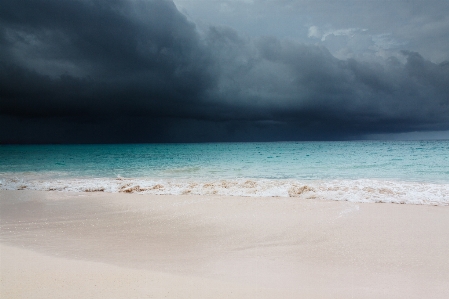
[[1, 174, 448, 206]]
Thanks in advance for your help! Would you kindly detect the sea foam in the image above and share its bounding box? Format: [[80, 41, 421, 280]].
[[1, 175, 447, 206]]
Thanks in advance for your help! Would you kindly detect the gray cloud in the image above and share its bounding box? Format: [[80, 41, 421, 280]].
[[1, 0, 449, 143], [203, 28, 449, 130], [176, 0, 449, 62]]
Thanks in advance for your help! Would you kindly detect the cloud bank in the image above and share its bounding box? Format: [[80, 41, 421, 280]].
[[1, 0, 448, 143]]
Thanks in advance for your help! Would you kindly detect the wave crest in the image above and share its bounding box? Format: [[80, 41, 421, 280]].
[[0, 175, 447, 206]]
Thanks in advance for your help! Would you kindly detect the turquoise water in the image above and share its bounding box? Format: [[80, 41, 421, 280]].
[[1, 141, 448, 204], [1, 141, 448, 181]]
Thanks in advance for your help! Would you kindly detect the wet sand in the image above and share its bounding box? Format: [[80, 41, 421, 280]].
[[1, 190, 448, 298]]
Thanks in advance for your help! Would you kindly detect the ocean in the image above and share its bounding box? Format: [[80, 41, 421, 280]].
[[1, 141, 448, 205]]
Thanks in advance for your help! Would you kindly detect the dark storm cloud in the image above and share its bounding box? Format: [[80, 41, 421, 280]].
[[203, 28, 449, 133], [1, 0, 449, 143], [3, 1, 213, 91]]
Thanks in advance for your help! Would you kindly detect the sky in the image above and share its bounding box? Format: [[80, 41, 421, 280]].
[[1, 0, 449, 143]]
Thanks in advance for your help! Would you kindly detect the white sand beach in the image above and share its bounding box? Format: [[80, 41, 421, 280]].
[[1, 190, 448, 298]]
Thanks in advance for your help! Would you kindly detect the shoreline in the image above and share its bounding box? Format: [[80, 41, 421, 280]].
[[1, 177, 448, 205], [1, 190, 449, 298]]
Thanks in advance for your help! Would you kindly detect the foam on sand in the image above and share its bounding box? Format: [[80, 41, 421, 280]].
[[1, 174, 448, 205]]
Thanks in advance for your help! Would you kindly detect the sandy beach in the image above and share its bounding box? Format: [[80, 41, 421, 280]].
[[1, 190, 448, 298]]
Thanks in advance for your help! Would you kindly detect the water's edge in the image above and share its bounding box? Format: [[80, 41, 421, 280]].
[[1, 176, 447, 206], [2, 141, 448, 205]]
